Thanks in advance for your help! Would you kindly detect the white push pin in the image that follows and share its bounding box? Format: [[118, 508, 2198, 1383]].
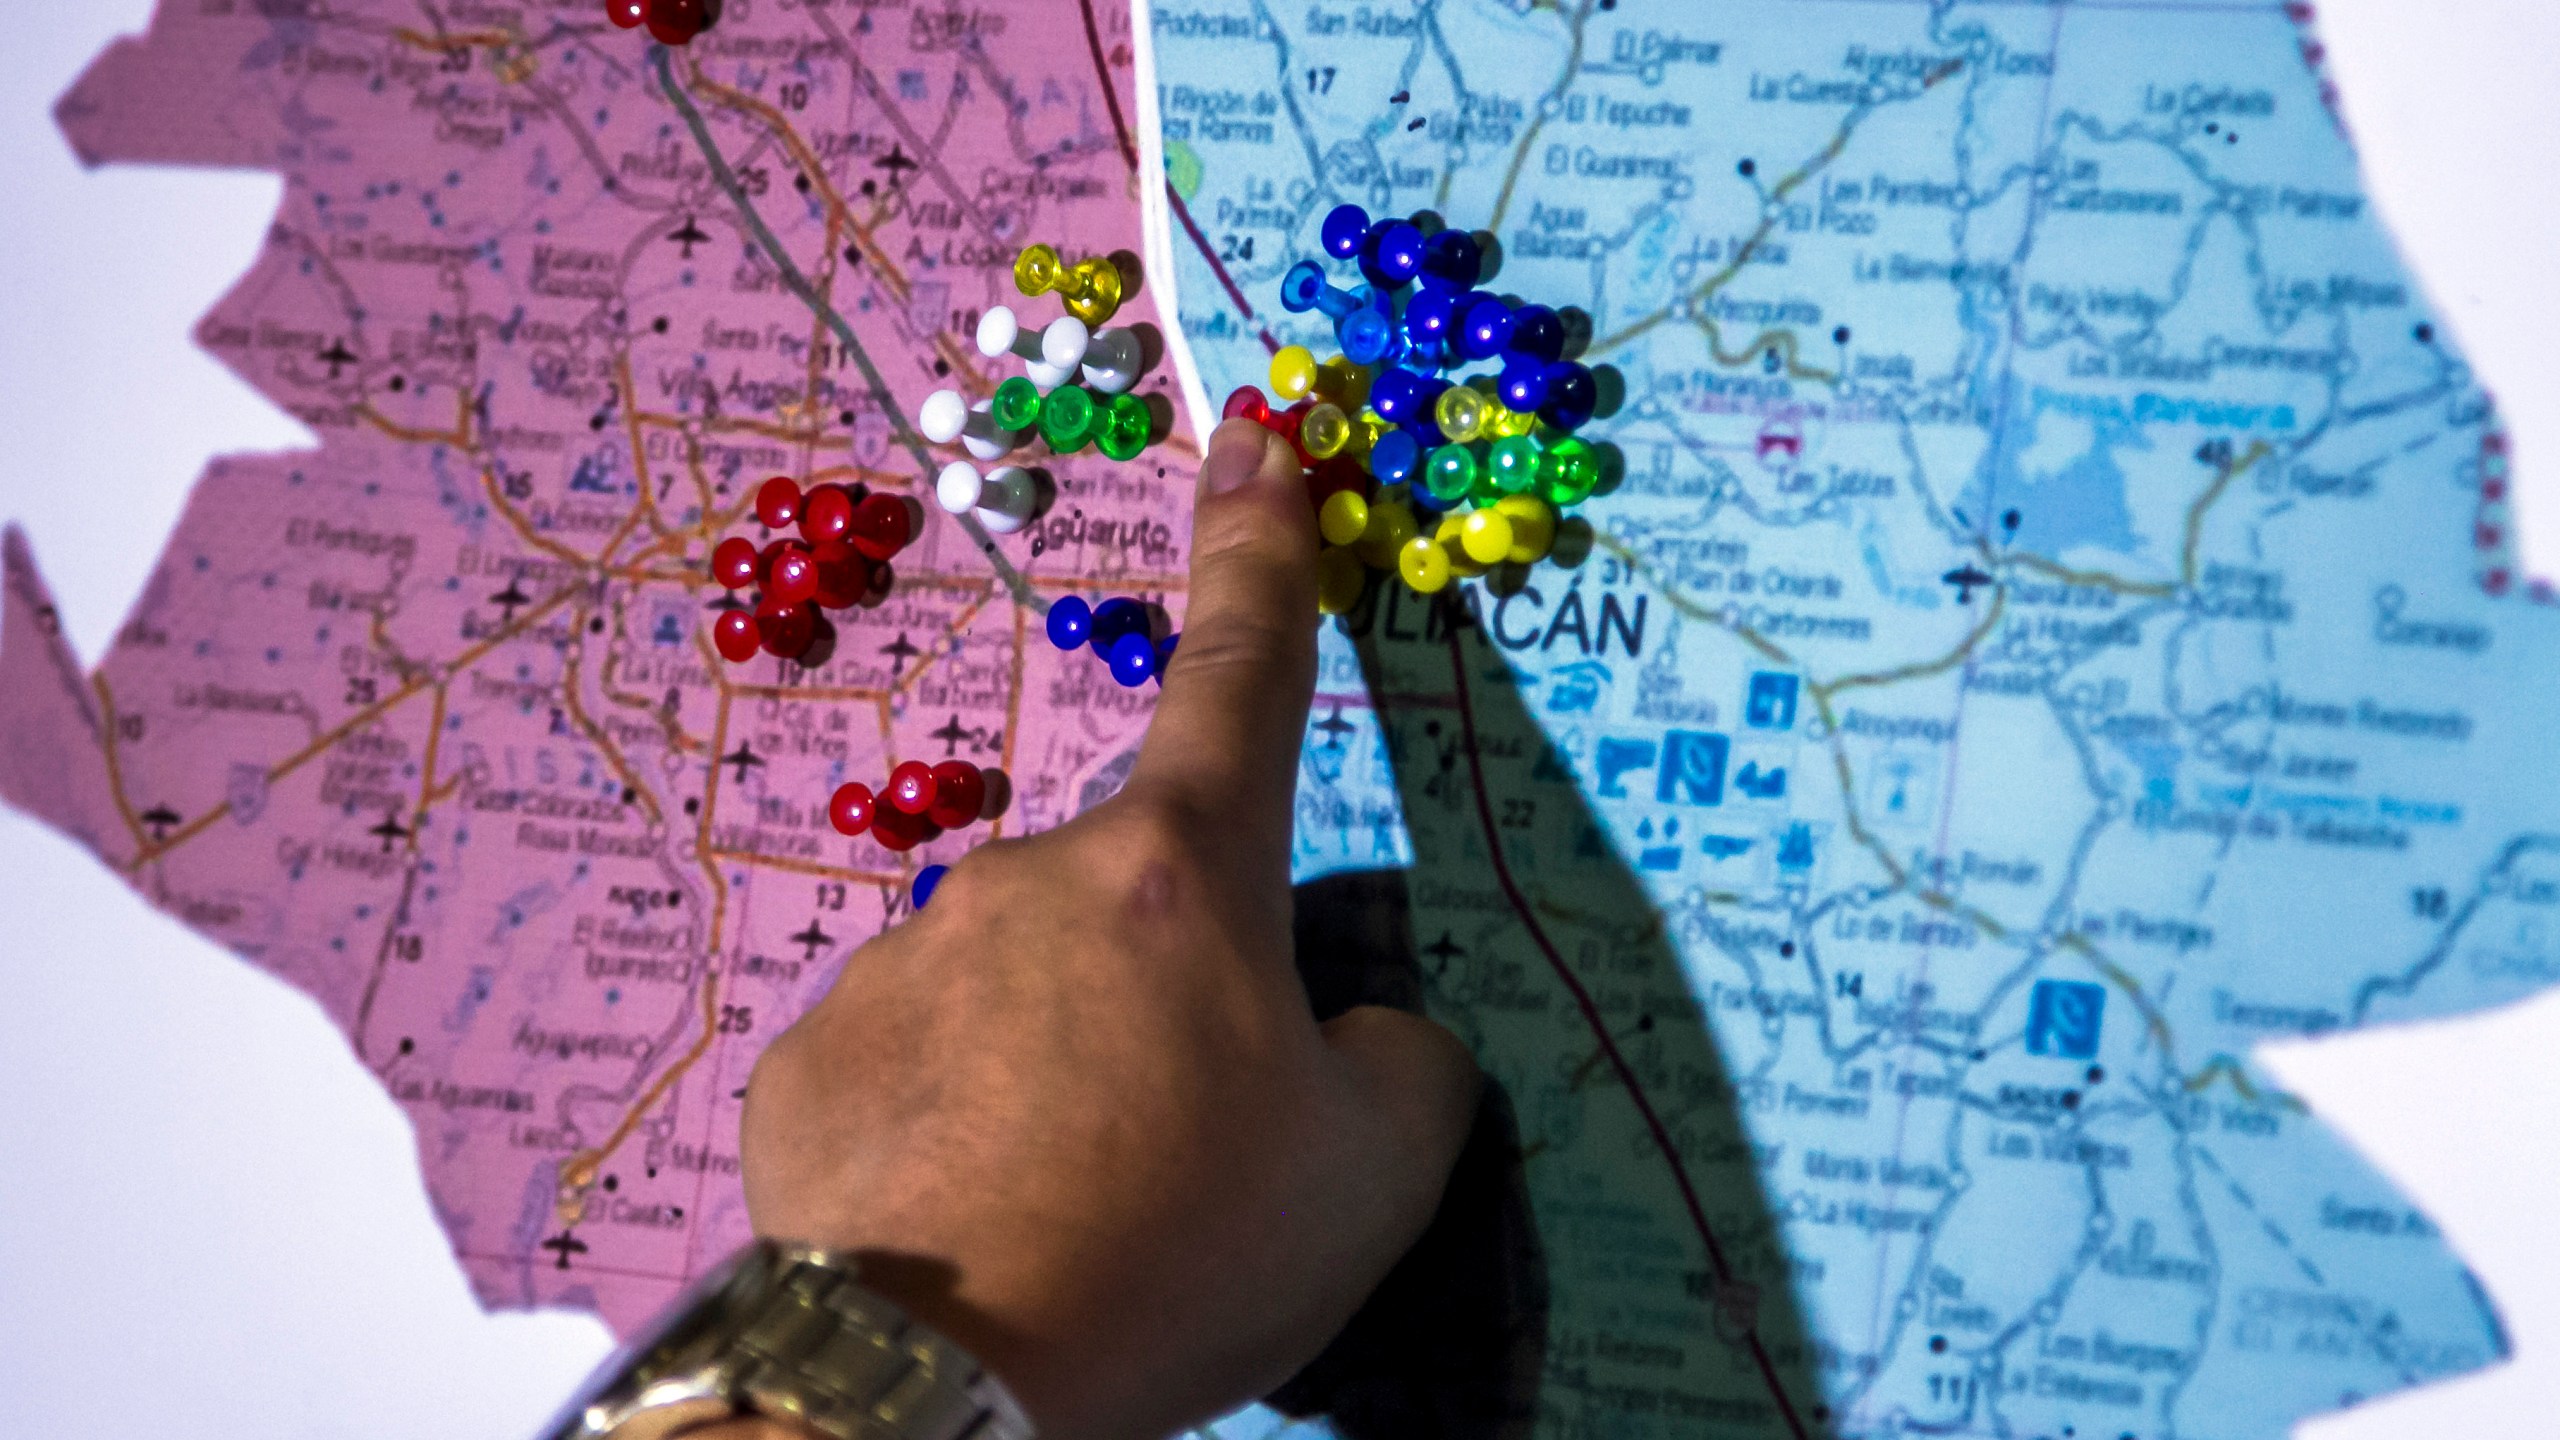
[[975, 306, 1046, 366], [934, 461, 1040, 533], [1079, 328, 1144, 395], [980, 306, 1076, 389], [1040, 316, 1091, 374], [918, 389, 1025, 462]]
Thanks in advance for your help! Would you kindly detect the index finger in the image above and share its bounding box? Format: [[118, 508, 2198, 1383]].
[[1123, 419, 1319, 868]]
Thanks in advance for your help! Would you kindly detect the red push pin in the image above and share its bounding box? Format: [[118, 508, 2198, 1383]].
[[926, 761, 986, 829], [605, 0, 648, 29], [828, 782, 876, 837], [800, 484, 856, 547], [710, 536, 760, 590], [766, 544, 819, 607], [810, 545, 868, 609], [848, 492, 915, 561], [756, 597, 816, 659], [712, 609, 759, 663], [755, 475, 802, 530], [644, 0, 714, 46], [886, 760, 939, 816], [869, 802, 930, 852], [1222, 385, 1271, 426]]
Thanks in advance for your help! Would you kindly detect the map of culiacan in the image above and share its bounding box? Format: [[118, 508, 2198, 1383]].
[[2, 2, 2547, 1438]]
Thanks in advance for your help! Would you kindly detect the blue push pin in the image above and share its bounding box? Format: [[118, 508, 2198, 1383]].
[[1281, 260, 1375, 322], [1496, 355, 1550, 414], [1045, 594, 1093, 651], [1091, 596, 1151, 653], [1153, 632, 1178, 686], [1320, 203, 1369, 260], [1358, 221, 1427, 290], [1455, 294, 1515, 361], [1368, 367, 1426, 425], [1337, 305, 1400, 368], [1400, 287, 1465, 358], [1505, 304, 1565, 365], [1370, 428, 1423, 490], [1418, 230, 1482, 291], [1107, 630, 1158, 687], [912, 864, 948, 911], [1537, 361, 1598, 431]]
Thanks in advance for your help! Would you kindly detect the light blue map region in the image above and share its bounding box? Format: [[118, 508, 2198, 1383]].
[[1155, 3, 2542, 1437]]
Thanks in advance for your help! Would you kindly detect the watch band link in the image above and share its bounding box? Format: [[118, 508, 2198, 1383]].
[[729, 1251, 1033, 1440]]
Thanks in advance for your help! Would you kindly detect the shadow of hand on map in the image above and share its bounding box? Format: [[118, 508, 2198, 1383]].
[[1269, 595, 1836, 1439]]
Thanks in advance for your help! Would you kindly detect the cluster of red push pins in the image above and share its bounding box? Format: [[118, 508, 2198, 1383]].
[[828, 760, 989, 853], [603, 0, 715, 45], [708, 477, 917, 663]]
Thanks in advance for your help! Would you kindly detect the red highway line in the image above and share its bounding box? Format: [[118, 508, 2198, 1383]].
[[1071, 0, 1280, 355], [1441, 629, 1815, 1440]]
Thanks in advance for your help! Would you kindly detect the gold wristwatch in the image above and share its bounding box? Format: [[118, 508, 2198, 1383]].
[[540, 1239, 1035, 1440]]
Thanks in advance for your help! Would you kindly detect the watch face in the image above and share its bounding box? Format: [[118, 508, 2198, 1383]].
[[533, 1240, 778, 1440]]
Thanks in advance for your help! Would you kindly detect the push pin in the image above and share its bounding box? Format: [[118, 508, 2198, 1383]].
[[1454, 295, 1515, 361], [712, 608, 760, 663], [1094, 391, 1154, 461], [935, 461, 1041, 533], [755, 476, 803, 529], [911, 865, 948, 911], [919, 389, 1028, 462], [973, 307, 1076, 390], [1014, 244, 1124, 325], [1417, 230, 1483, 291], [1357, 220, 1427, 290], [1505, 304, 1566, 365], [926, 761, 987, 829], [711, 536, 760, 590], [1320, 203, 1370, 260], [1278, 262, 1395, 366], [1537, 361, 1598, 432], [1040, 316, 1146, 396]]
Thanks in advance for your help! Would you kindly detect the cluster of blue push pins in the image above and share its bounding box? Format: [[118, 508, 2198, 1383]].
[[1045, 594, 1176, 689], [1279, 202, 1600, 501]]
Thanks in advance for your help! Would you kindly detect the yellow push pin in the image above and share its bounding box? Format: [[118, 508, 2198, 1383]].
[[1013, 244, 1124, 324], [1493, 494, 1557, 563], [1435, 385, 1488, 443], [1459, 508, 1514, 567], [1315, 355, 1372, 411], [1356, 494, 1419, 569], [1316, 546, 1368, 615], [1270, 346, 1319, 401], [1397, 534, 1453, 594], [1301, 402, 1353, 460], [1319, 489, 1371, 547], [1434, 512, 1490, 578]]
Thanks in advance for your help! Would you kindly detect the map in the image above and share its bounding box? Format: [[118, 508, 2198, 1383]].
[[1, 2, 2546, 1439]]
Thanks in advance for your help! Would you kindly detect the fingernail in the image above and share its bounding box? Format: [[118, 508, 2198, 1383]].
[[1202, 419, 1272, 496]]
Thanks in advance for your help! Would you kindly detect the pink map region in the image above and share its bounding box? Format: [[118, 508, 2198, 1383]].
[[3, 0, 1182, 1337]]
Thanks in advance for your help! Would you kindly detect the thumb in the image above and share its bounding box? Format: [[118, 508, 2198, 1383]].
[[1127, 418, 1319, 843], [1320, 1005, 1482, 1229]]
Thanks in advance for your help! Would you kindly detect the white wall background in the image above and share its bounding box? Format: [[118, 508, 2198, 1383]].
[[0, 4, 2555, 1437]]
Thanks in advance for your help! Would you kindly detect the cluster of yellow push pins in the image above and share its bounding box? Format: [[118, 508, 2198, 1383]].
[[1225, 205, 1605, 615]]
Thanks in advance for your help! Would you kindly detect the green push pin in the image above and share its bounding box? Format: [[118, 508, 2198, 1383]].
[[1538, 435, 1599, 507], [1487, 433, 1542, 495], [1040, 383, 1100, 453], [1422, 442, 1476, 504], [1096, 392, 1153, 462], [992, 376, 1043, 434]]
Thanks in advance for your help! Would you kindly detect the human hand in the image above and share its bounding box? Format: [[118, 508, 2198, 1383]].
[[737, 419, 1483, 1440]]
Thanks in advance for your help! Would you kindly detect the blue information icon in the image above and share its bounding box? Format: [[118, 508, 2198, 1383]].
[[1746, 672, 1799, 730], [2026, 979, 2107, 1060], [1656, 730, 1731, 806]]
